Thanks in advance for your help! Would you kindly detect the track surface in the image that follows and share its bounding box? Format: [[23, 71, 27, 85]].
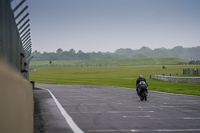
[[34, 83, 200, 133]]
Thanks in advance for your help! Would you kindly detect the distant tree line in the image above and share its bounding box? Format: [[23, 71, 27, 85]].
[[115, 46, 200, 61], [189, 60, 200, 65], [32, 48, 123, 61], [32, 46, 200, 62]]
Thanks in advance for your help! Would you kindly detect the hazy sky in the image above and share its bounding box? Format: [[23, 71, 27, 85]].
[[26, 0, 200, 53]]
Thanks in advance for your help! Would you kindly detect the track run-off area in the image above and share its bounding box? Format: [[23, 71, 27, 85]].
[[34, 83, 200, 133]]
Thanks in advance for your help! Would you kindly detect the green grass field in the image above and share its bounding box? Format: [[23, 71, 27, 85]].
[[29, 64, 200, 96]]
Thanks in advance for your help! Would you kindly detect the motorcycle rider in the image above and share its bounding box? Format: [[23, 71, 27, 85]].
[[136, 75, 148, 95]]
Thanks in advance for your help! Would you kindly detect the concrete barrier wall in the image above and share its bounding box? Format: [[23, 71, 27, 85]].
[[0, 60, 33, 133], [153, 74, 200, 83]]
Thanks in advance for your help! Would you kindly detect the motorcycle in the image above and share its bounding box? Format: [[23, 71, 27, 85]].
[[137, 81, 148, 101]]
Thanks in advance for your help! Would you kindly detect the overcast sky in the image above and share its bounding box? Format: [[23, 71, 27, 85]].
[[25, 0, 200, 53]]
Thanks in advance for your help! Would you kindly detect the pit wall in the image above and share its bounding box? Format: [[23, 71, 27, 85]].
[[0, 60, 33, 133], [152, 74, 200, 83]]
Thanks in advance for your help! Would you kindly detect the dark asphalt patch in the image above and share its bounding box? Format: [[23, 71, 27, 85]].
[[34, 89, 49, 132], [33, 89, 74, 133]]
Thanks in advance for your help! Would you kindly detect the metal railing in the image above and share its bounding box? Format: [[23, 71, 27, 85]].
[[183, 68, 199, 76], [0, 0, 33, 79]]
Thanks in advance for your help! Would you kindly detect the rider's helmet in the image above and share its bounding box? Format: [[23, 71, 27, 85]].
[[139, 75, 143, 79]]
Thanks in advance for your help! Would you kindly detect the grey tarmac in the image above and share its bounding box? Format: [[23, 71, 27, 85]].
[[34, 83, 200, 133]]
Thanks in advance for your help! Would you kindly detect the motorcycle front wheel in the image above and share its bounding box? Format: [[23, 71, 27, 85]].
[[140, 92, 144, 101], [140, 97, 144, 101], [140, 91, 147, 101]]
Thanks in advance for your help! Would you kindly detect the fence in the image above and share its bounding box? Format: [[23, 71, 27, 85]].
[[151, 74, 200, 83], [0, 0, 33, 78], [30, 63, 119, 68], [183, 68, 199, 76]]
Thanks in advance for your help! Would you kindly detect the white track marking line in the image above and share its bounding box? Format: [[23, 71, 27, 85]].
[[123, 115, 151, 118], [42, 88, 84, 133], [156, 129, 200, 132], [87, 129, 200, 132], [183, 117, 200, 120], [150, 90, 200, 97], [70, 110, 155, 114]]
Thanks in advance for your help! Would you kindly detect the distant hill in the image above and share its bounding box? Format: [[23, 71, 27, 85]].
[[31, 46, 200, 61]]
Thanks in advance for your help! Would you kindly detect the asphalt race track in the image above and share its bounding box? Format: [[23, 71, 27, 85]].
[[34, 83, 200, 133]]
